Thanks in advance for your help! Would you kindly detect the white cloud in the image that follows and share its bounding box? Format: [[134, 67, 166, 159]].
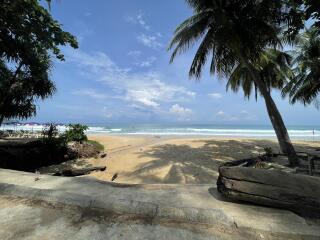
[[102, 107, 113, 118], [228, 116, 239, 121], [208, 92, 223, 99], [125, 78, 195, 108], [128, 50, 142, 58], [65, 49, 195, 110], [170, 104, 192, 116], [127, 14, 150, 30], [216, 110, 237, 121], [135, 56, 157, 67], [240, 110, 249, 114], [216, 110, 225, 116], [137, 33, 162, 49], [66, 50, 117, 69], [128, 51, 156, 67], [72, 89, 107, 100], [73, 21, 94, 44], [66, 50, 130, 84], [216, 110, 256, 121]]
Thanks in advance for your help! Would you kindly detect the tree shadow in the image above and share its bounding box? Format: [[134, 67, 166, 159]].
[[125, 139, 273, 183]]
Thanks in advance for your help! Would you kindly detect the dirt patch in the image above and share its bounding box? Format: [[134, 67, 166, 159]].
[[67, 141, 101, 159]]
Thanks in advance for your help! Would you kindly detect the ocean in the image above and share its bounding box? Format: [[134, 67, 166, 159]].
[[1, 123, 319, 141]]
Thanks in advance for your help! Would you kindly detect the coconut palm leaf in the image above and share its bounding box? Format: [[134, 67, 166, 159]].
[[283, 27, 320, 107], [168, 0, 300, 165], [227, 49, 292, 100]]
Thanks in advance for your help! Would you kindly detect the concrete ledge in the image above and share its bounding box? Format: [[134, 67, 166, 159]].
[[1, 169, 320, 238], [0, 182, 234, 227]]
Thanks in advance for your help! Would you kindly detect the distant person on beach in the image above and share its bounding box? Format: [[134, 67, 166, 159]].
[[313, 129, 315, 141]]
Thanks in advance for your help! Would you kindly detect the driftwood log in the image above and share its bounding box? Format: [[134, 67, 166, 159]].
[[52, 166, 106, 177], [217, 166, 320, 216]]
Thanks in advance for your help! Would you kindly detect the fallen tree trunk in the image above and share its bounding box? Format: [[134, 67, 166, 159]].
[[52, 166, 106, 177], [217, 166, 320, 216]]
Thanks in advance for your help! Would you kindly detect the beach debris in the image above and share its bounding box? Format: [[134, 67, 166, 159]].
[[52, 166, 106, 177], [254, 160, 265, 168], [34, 170, 40, 181], [217, 162, 320, 216], [100, 152, 107, 158], [263, 147, 273, 157], [111, 173, 118, 181]]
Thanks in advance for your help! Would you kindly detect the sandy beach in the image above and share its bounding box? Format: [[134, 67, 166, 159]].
[[73, 134, 320, 184]]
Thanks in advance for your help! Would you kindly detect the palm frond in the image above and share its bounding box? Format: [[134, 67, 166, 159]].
[[283, 27, 320, 107]]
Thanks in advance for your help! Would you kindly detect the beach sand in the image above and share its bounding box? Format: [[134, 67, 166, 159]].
[[81, 135, 320, 184]]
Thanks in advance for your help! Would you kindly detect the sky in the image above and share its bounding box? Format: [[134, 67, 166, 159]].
[[31, 0, 319, 126]]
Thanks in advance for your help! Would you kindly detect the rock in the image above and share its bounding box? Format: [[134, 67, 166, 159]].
[[100, 152, 107, 158]]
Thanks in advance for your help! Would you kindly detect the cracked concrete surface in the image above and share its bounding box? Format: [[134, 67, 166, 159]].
[[0, 169, 320, 239]]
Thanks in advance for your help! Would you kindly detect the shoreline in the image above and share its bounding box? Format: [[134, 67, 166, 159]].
[[88, 133, 319, 142]]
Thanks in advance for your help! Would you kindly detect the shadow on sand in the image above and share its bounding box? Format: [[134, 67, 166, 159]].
[[124, 139, 282, 183], [123, 139, 320, 184]]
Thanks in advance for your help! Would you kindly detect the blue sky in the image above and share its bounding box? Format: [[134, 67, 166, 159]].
[[32, 0, 319, 126]]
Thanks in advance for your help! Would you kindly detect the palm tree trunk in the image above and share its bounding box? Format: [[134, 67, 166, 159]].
[[240, 56, 299, 166], [258, 84, 299, 166]]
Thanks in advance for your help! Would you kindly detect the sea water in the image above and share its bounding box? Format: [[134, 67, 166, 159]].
[[1, 123, 319, 141]]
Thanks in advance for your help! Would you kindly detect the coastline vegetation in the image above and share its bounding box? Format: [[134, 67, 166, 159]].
[[0, 123, 103, 172], [0, 0, 78, 126]]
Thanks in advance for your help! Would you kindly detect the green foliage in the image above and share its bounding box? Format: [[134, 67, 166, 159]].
[[168, 0, 319, 82], [87, 140, 105, 152], [41, 123, 67, 159], [264, 147, 273, 156], [41, 136, 67, 154], [169, 0, 286, 79], [283, 27, 320, 107], [62, 124, 88, 143], [0, 0, 78, 125], [168, 0, 305, 165], [284, 0, 320, 38], [227, 49, 293, 100], [42, 123, 59, 139]]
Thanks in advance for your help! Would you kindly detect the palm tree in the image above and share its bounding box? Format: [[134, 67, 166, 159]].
[[283, 27, 320, 107], [169, 0, 299, 166], [227, 49, 293, 100]]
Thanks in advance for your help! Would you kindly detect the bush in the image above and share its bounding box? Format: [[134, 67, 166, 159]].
[[62, 124, 88, 143], [264, 147, 273, 157], [42, 123, 59, 139]]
